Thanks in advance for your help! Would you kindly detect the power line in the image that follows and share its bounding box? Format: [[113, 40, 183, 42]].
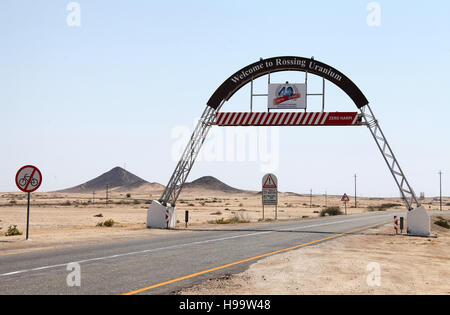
[[439, 171, 442, 212]]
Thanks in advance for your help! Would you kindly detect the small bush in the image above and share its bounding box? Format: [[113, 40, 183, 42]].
[[126, 193, 131, 198], [435, 219, 450, 229], [5, 225, 22, 236], [188, 203, 195, 207], [208, 215, 250, 225], [320, 207, 343, 217], [367, 203, 401, 212], [9, 200, 17, 205], [133, 200, 140, 205], [62, 201, 71, 206], [97, 219, 116, 227], [210, 211, 222, 215]]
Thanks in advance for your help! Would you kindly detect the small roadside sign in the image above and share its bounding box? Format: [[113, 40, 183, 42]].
[[262, 174, 278, 220], [15, 165, 42, 193], [15, 165, 42, 240], [341, 193, 350, 202], [341, 193, 350, 215], [263, 174, 277, 189]]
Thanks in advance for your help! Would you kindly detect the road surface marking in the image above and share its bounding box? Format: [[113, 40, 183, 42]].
[[0, 214, 394, 277], [121, 221, 389, 295]]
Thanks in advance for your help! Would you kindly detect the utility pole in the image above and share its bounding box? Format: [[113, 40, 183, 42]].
[[310, 189, 312, 208], [325, 190, 327, 208], [106, 185, 109, 207], [354, 174, 357, 208], [439, 171, 442, 212], [92, 191, 95, 205]]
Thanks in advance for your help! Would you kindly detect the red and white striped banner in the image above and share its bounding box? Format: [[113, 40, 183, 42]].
[[215, 112, 360, 126]]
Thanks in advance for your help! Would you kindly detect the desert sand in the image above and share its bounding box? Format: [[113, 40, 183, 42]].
[[0, 189, 447, 256], [179, 214, 450, 295]]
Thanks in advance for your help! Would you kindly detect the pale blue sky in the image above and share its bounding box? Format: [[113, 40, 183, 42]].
[[1, 1, 449, 197]]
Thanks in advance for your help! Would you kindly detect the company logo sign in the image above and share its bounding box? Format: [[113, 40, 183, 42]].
[[268, 83, 306, 109]]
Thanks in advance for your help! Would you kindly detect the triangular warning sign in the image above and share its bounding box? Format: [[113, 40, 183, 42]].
[[263, 174, 277, 189], [341, 193, 350, 202]]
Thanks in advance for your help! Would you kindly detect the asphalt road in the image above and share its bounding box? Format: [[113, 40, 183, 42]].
[[0, 212, 401, 295]]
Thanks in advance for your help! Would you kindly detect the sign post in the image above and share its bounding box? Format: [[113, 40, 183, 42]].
[[341, 193, 350, 215], [262, 174, 278, 220], [15, 165, 42, 240]]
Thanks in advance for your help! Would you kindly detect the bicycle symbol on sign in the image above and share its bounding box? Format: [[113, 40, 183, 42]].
[[19, 174, 39, 187]]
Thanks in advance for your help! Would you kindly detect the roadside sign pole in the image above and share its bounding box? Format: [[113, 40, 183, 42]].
[[15, 165, 42, 241], [341, 193, 350, 215], [262, 204, 265, 221], [26, 192, 30, 240]]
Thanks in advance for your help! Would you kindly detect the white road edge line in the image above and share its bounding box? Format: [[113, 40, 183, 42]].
[[0, 214, 394, 277]]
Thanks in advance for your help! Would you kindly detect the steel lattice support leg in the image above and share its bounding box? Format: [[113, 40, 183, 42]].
[[360, 105, 420, 210], [159, 105, 218, 207]]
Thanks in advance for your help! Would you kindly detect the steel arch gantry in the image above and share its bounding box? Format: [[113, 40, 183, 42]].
[[159, 105, 219, 207], [157, 56, 420, 211], [359, 105, 420, 210], [159, 102, 420, 210]]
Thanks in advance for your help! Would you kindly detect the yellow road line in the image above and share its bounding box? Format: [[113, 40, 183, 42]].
[[122, 221, 389, 295]]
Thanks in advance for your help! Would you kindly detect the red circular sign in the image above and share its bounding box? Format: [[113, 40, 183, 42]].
[[15, 165, 42, 193]]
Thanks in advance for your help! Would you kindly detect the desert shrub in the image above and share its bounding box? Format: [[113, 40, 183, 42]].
[[238, 203, 244, 207], [313, 211, 320, 214], [435, 219, 450, 229], [62, 201, 71, 206], [133, 200, 140, 205], [5, 225, 22, 236], [320, 207, 343, 217], [126, 193, 131, 198], [9, 200, 16, 205], [188, 203, 195, 207], [208, 215, 250, 225], [367, 203, 401, 212], [97, 219, 116, 227], [210, 211, 222, 215]]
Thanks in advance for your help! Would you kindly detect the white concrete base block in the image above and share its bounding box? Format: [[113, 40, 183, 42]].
[[407, 206, 431, 236], [147, 200, 177, 229]]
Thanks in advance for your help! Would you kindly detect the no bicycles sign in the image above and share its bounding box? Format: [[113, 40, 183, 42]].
[[15, 165, 42, 193], [15, 165, 42, 240]]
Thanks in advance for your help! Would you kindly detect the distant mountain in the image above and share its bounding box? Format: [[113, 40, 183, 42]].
[[60, 167, 163, 193], [183, 176, 243, 193]]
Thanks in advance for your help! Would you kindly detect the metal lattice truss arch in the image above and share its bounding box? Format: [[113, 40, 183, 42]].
[[359, 105, 420, 210], [158, 56, 420, 210], [159, 105, 219, 207]]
